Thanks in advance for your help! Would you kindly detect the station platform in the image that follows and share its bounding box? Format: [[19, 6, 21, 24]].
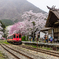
[[22, 41, 59, 48]]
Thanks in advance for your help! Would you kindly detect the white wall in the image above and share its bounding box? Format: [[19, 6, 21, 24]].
[[40, 32, 45, 38]]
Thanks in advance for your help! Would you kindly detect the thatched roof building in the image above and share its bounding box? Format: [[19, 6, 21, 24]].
[[41, 6, 59, 40]]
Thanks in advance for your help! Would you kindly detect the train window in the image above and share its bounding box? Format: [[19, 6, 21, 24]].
[[19, 35, 21, 38], [17, 36, 18, 38], [13, 35, 16, 38], [8, 36, 13, 39]]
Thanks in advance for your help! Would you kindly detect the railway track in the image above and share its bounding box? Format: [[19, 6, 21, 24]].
[[5, 44, 45, 59], [19, 45, 59, 57], [0, 44, 33, 59]]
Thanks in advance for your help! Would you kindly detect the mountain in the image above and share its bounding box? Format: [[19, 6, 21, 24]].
[[0, 0, 46, 26], [0, 19, 14, 26]]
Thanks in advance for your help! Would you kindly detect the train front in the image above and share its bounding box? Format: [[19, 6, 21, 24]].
[[13, 34, 22, 44]]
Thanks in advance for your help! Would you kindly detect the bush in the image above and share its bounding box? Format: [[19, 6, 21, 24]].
[[22, 36, 28, 41], [22, 36, 26, 41]]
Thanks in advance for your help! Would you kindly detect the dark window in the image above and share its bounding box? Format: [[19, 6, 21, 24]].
[[17, 36, 18, 38], [13, 35, 16, 38], [19, 35, 21, 38]]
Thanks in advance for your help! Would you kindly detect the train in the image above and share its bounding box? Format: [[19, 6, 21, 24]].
[[7, 33, 22, 44]]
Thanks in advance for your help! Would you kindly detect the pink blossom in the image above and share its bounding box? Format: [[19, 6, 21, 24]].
[[2, 37, 6, 40]]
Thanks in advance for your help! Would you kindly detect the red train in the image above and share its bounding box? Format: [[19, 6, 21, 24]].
[[7, 33, 22, 44]]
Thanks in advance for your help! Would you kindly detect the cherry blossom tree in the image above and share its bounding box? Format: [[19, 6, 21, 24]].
[[9, 21, 33, 37], [22, 10, 46, 41], [9, 10, 46, 41], [9, 22, 24, 34], [22, 10, 46, 30]]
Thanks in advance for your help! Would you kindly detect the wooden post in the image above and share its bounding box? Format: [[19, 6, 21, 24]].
[[37, 37, 38, 50], [58, 27, 59, 42], [52, 28, 54, 38], [36, 37, 38, 53]]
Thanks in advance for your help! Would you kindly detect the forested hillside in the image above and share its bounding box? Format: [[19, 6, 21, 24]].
[[0, 0, 46, 26]]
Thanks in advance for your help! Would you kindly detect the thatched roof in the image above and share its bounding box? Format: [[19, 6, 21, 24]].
[[45, 10, 59, 27], [52, 10, 59, 19]]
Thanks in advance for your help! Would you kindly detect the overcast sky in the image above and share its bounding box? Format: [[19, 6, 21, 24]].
[[27, 0, 59, 12]]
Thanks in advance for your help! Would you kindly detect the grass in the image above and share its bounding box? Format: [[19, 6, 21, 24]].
[[0, 40, 9, 44], [32, 45, 37, 48], [0, 40, 9, 59], [0, 51, 8, 59], [41, 47, 51, 50], [25, 44, 52, 50]]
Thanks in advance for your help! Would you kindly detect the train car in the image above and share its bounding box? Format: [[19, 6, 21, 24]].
[[7, 33, 22, 44]]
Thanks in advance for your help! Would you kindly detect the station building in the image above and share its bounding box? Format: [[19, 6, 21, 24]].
[[41, 6, 59, 41]]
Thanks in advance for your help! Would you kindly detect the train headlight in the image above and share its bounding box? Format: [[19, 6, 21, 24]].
[[19, 39, 21, 41]]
